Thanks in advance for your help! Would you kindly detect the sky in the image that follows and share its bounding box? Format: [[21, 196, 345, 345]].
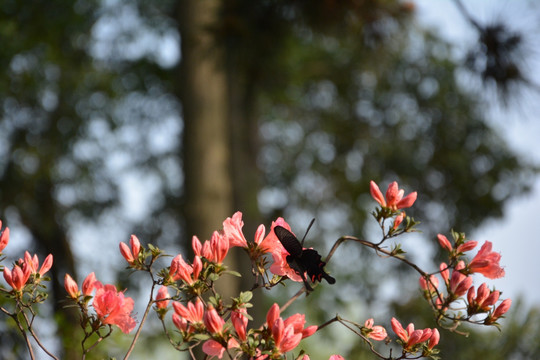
[[414, 0, 540, 308]]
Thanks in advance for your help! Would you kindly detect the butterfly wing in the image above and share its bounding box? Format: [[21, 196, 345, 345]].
[[301, 249, 336, 284], [274, 226, 303, 257]]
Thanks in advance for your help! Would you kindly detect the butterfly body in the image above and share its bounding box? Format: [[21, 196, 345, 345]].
[[274, 225, 336, 292]]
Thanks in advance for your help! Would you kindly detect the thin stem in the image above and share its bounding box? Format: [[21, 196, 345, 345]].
[[17, 302, 59, 360], [123, 272, 157, 360]]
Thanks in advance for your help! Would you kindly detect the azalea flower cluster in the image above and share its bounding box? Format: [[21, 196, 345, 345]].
[[0, 180, 513, 360], [64, 272, 137, 335], [419, 231, 511, 328], [369, 181, 511, 331]]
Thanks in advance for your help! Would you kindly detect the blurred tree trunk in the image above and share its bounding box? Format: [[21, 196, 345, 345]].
[[176, 0, 238, 299]]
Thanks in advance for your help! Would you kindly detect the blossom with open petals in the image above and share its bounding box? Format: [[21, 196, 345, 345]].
[[467, 283, 500, 314], [391, 318, 433, 351], [170, 254, 194, 284], [0, 223, 9, 253], [266, 303, 317, 354], [223, 211, 248, 248], [3, 264, 31, 292], [172, 298, 204, 324], [370, 181, 417, 210], [363, 318, 387, 341], [468, 241, 505, 279], [268, 218, 303, 282], [93, 284, 137, 333], [23, 251, 53, 277]]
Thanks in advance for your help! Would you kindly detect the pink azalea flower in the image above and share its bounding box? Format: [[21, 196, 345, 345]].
[[169, 254, 194, 284], [439, 262, 450, 285], [172, 298, 204, 324], [437, 234, 452, 252], [428, 328, 440, 350], [82, 272, 99, 296], [3, 264, 31, 292], [266, 303, 316, 354], [93, 284, 137, 333], [0, 223, 9, 253], [204, 305, 225, 335], [223, 211, 248, 248], [467, 283, 500, 313], [468, 241, 505, 279], [155, 286, 170, 309], [370, 181, 417, 210], [329, 356, 345, 360], [119, 235, 141, 264], [64, 273, 80, 299], [490, 298, 512, 322], [391, 318, 433, 351], [449, 266, 473, 298], [231, 308, 248, 341], [268, 218, 303, 282], [23, 252, 53, 276], [202, 339, 226, 359], [364, 318, 387, 341], [419, 275, 439, 293], [393, 212, 405, 229]]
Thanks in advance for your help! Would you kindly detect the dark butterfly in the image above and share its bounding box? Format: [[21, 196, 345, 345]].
[[274, 222, 335, 292]]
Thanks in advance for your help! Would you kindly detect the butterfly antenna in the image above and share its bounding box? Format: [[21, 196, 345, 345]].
[[300, 218, 316, 246]]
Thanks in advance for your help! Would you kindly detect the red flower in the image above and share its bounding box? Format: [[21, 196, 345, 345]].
[[468, 241, 505, 279], [93, 284, 137, 333], [370, 181, 417, 210], [437, 234, 452, 252]]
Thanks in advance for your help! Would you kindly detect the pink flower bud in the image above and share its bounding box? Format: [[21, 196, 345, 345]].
[[192, 236, 202, 257], [203, 306, 225, 334], [437, 234, 453, 252], [266, 303, 280, 331], [456, 240, 478, 253], [155, 286, 169, 309], [491, 299, 512, 320], [64, 273, 79, 299], [428, 328, 440, 349], [370, 181, 386, 207], [39, 254, 53, 276], [82, 272, 98, 296], [119, 242, 134, 263], [129, 235, 141, 259]]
